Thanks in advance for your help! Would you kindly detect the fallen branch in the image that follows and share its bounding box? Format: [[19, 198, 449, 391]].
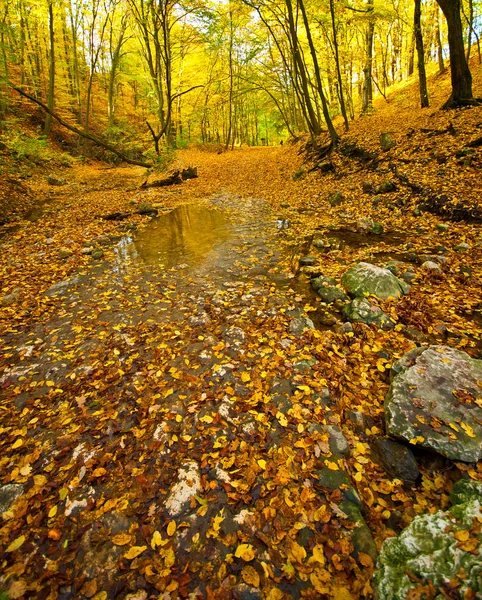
[[7, 82, 153, 168]]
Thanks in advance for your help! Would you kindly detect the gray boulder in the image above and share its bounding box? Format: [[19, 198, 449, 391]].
[[342, 262, 410, 299], [385, 346, 482, 461], [343, 297, 394, 330], [289, 316, 315, 336], [374, 479, 482, 600], [0, 484, 24, 513]]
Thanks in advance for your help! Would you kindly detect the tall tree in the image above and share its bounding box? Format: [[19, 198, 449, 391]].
[[436, 0, 477, 107], [414, 0, 429, 107], [44, 0, 55, 134]]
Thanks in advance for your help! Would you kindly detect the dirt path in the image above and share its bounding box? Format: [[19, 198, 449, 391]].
[[0, 147, 480, 599]]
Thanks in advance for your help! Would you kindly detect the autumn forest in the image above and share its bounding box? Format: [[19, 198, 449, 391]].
[[1, 0, 480, 154], [1, 0, 482, 599]]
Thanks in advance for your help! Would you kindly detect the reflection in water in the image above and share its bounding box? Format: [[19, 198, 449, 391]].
[[114, 204, 232, 269]]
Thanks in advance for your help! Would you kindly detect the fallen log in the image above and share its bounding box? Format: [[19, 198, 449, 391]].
[[139, 167, 198, 189]]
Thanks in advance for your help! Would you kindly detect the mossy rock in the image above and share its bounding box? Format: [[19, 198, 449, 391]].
[[373, 480, 482, 600], [342, 262, 410, 300]]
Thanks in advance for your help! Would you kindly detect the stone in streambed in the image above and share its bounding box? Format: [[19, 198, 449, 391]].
[[342, 262, 409, 299], [385, 345, 482, 461], [343, 297, 394, 330], [373, 479, 482, 600], [371, 437, 419, 484]]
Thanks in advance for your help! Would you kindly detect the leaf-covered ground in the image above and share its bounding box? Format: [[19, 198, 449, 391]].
[[1, 68, 482, 600]]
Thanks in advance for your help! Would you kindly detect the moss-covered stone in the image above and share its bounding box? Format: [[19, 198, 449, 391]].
[[342, 262, 409, 299], [373, 480, 482, 600], [343, 297, 394, 330], [339, 500, 378, 561]]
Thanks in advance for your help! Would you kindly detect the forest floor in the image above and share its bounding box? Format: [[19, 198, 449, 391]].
[[1, 68, 482, 600]]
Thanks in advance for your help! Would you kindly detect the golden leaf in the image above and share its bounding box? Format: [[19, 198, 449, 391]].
[[48, 505, 58, 518], [167, 521, 177, 536], [241, 565, 260, 587], [123, 545, 147, 560], [12, 438, 23, 449], [111, 533, 132, 546], [454, 529, 470, 542], [288, 541, 306, 564], [235, 543, 256, 561], [6, 535, 26, 552], [257, 459, 267, 470], [312, 544, 325, 565]]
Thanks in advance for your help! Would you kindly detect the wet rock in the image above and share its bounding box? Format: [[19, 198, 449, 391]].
[[0, 484, 24, 513], [376, 181, 396, 194], [418, 254, 447, 265], [343, 297, 394, 330], [356, 218, 374, 234], [58, 247, 73, 259], [329, 190, 345, 207], [299, 255, 317, 266], [1, 287, 21, 306], [342, 262, 410, 299], [81, 246, 94, 255], [380, 133, 395, 152], [385, 261, 403, 276], [137, 202, 158, 216], [325, 424, 349, 456], [402, 325, 427, 345], [370, 222, 384, 235], [289, 316, 315, 336], [362, 181, 374, 193], [47, 175, 67, 186], [311, 277, 348, 303], [92, 249, 104, 260], [339, 500, 378, 561], [312, 238, 329, 249], [165, 461, 202, 516], [188, 312, 212, 327], [318, 311, 338, 326], [293, 359, 317, 372], [316, 468, 360, 507], [371, 437, 419, 484], [436, 223, 449, 232], [334, 322, 354, 334], [400, 270, 416, 284], [420, 260, 440, 271], [373, 479, 482, 600], [385, 346, 482, 461], [454, 242, 470, 251], [45, 276, 80, 296], [346, 410, 375, 434]]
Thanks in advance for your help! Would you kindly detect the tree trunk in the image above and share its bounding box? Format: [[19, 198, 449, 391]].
[[329, 0, 349, 131], [44, 0, 55, 135], [436, 9, 446, 73], [436, 0, 475, 106], [298, 0, 339, 143], [414, 0, 429, 107], [362, 0, 374, 112]]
